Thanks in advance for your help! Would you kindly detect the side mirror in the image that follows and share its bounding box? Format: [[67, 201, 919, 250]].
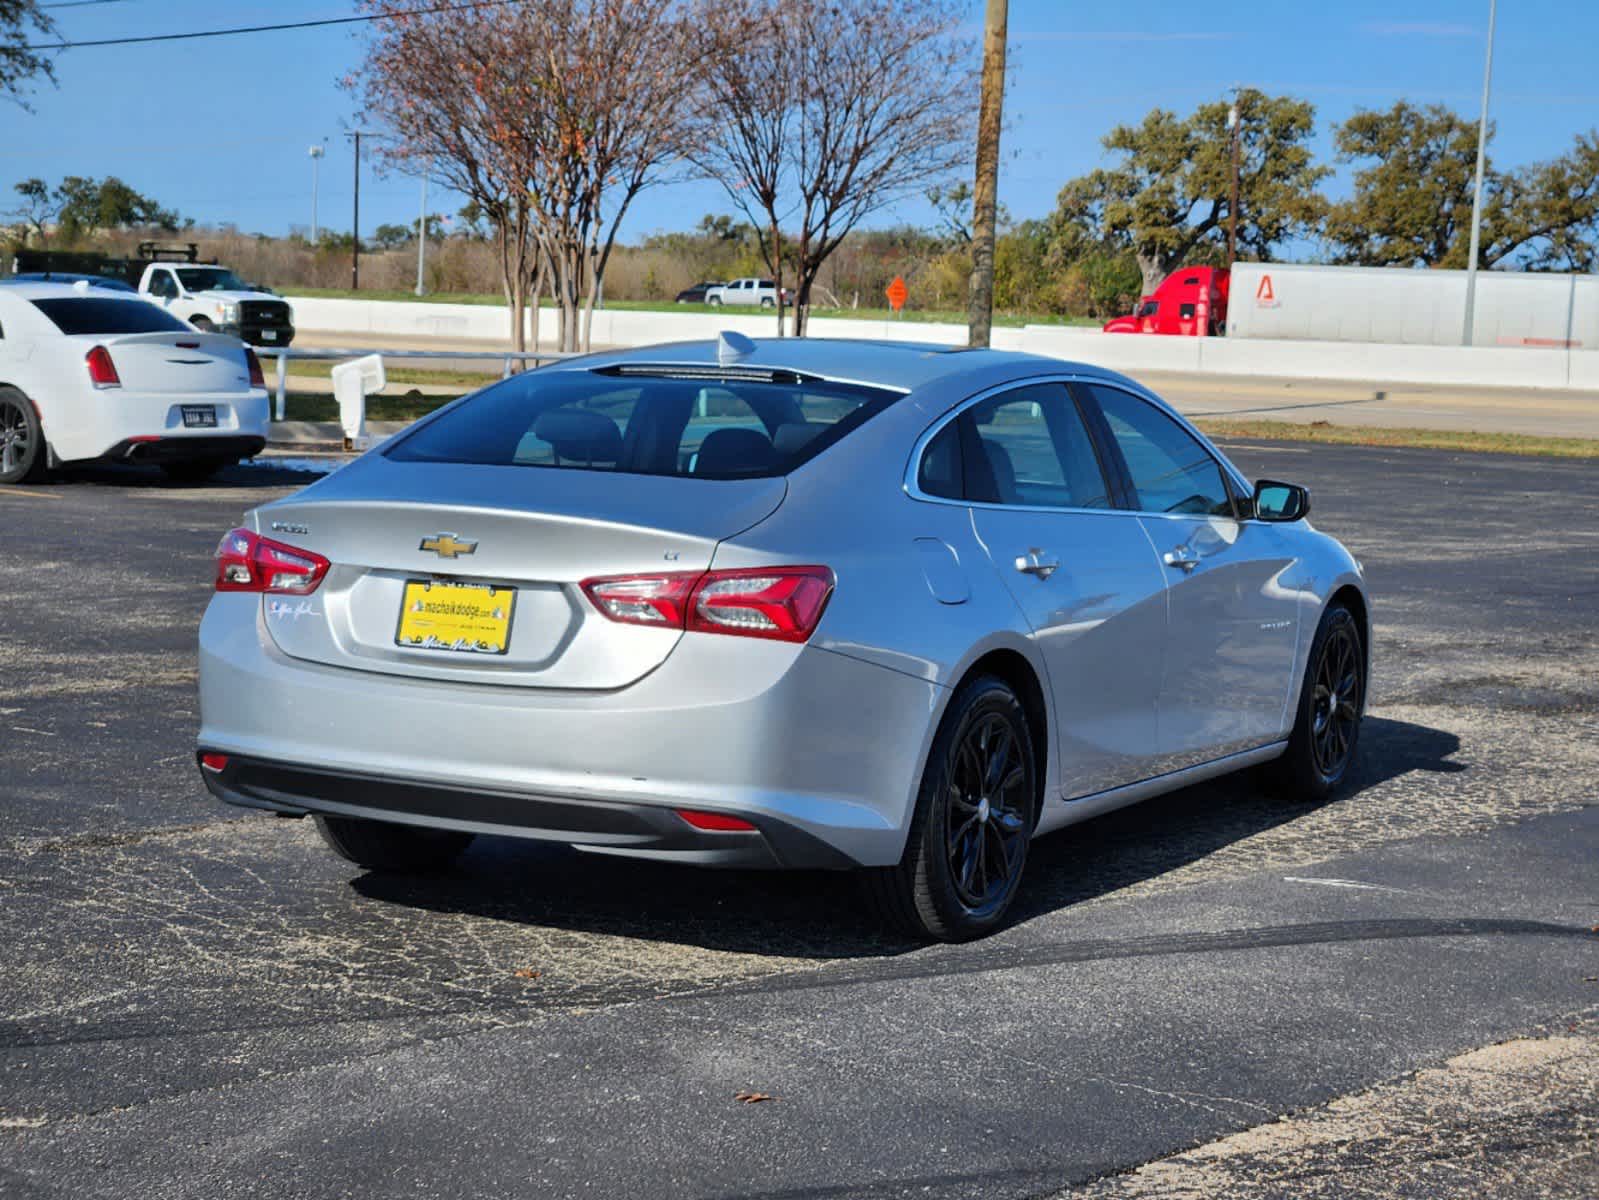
[[1252, 479, 1311, 522]]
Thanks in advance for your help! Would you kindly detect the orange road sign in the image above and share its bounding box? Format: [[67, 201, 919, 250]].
[[885, 275, 908, 312]]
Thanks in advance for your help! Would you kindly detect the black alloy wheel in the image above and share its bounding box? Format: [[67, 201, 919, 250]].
[[0, 388, 45, 484], [863, 675, 1036, 941], [1268, 602, 1365, 802], [945, 711, 1031, 913], [1309, 617, 1362, 779]]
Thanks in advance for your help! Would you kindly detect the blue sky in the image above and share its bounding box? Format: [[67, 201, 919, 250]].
[[6, 0, 1596, 247]]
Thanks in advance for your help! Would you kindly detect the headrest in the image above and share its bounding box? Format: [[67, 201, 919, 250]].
[[694, 427, 778, 476], [982, 439, 1017, 502], [532, 408, 622, 463]]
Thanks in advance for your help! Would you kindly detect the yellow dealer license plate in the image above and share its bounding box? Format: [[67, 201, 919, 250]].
[[396, 580, 515, 655]]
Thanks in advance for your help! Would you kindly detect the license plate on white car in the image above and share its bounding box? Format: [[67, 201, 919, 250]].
[[259, 330, 278, 343], [181, 405, 218, 428]]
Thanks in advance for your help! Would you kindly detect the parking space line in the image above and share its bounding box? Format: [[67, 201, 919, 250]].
[[0, 486, 60, 500]]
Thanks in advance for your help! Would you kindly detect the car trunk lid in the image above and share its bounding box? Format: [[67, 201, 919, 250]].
[[73, 332, 253, 394], [253, 461, 786, 690]]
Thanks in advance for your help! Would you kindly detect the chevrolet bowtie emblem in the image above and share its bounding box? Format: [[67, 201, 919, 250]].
[[419, 533, 477, 559]]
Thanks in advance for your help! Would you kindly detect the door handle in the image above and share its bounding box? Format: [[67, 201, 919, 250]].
[[1163, 545, 1200, 572], [1014, 548, 1059, 579]]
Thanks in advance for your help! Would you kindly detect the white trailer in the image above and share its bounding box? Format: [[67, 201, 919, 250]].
[[1227, 262, 1599, 349]]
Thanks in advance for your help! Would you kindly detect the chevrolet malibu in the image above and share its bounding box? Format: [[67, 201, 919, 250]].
[[196, 336, 1368, 940]]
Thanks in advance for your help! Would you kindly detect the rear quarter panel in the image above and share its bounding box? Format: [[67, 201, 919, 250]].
[[706, 362, 1066, 809]]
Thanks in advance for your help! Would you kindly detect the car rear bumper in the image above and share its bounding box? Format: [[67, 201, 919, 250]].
[[106, 433, 266, 464], [56, 388, 271, 463], [197, 594, 943, 868], [199, 754, 855, 869]]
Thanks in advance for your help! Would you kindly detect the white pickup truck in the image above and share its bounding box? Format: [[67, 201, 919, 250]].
[[138, 264, 296, 347], [703, 278, 789, 309]]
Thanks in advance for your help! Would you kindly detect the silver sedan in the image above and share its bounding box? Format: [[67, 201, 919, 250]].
[[196, 336, 1368, 941]]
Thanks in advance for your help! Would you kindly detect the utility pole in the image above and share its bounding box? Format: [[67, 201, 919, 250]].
[[347, 131, 376, 291], [415, 168, 429, 297], [967, 0, 1008, 348], [1462, 0, 1497, 346], [308, 143, 325, 244], [1226, 99, 1241, 269]]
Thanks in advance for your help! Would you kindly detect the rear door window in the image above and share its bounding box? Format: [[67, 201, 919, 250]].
[[30, 298, 192, 335], [387, 369, 899, 479], [914, 383, 1112, 510]]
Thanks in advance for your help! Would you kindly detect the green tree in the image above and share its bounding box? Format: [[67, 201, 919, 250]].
[[926, 181, 1010, 248], [1494, 132, 1599, 271], [373, 222, 412, 250], [53, 175, 183, 241], [9, 176, 52, 245], [1, 0, 54, 108], [1328, 103, 1599, 271], [1323, 102, 1487, 268], [1050, 89, 1328, 294]]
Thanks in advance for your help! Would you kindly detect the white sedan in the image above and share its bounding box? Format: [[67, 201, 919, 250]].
[[0, 280, 270, 484]]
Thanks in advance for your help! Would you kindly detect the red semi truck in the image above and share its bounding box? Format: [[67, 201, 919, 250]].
[[1102, 265, 1229, 336]]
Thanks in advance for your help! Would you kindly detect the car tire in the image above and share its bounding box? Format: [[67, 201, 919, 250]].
[[190, 316, 215, 332], [862, 675, 1036, 942], [315, 815, 475, 873], [1266, 601, 1365, 803], [160, 458, 234, 483], [760, 297, 775, 309], [0, 386, 48, 485], [707, 296, 722, 307]]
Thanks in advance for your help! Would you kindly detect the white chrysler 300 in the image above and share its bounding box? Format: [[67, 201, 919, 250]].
[[0, 280, 270, 484]]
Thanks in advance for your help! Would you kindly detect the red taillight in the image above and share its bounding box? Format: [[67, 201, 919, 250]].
[[581, 572, 700, 628], [214, 527, 330, 595], [580, 566, 834, 643], [85, 345, 120, 388], [676, 808, 758, 832], [245, 347, 265, 387], [199, 753, 230, 773], [689, 567, 834, 642]]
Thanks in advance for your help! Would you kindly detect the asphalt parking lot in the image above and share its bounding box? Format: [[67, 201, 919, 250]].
[[1, 441, 1596, 1198]]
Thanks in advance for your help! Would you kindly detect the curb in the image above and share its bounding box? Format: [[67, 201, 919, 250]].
[[267, 419, 411, 448]]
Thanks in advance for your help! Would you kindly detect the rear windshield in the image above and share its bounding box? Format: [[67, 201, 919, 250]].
[[385, 369, 900, 479], [31, 298, 192, 335]]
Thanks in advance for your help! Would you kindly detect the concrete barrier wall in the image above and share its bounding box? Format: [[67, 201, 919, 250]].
[[287, 295, 1596, 391]]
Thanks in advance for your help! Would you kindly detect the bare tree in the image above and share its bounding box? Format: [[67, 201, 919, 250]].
[[526, 0, 699, 351], [352, 4, 544, 351], [695, 0, 976, 336], [688, 0, 799, 334], [1, 0, 55, 109]]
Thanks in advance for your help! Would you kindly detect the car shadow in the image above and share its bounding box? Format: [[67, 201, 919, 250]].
[[43, 458, 336, 490], [349, 715, 1465, 961]]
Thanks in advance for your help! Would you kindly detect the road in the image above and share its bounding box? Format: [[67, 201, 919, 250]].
[[1, 443, 1596, 1198], [292, 330, 1599, 439]]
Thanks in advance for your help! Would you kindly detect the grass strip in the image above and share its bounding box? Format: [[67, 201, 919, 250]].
[[275, 363, 498, 388], [1197, 418, 1599, 459], [275, 391, 462, 423]]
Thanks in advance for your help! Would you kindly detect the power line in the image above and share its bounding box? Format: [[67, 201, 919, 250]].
[[26, 0, 521, 50], [39, 1, 134, 9]]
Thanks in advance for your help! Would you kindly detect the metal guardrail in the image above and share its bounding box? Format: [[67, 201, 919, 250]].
[[254, 346, 576, 422]]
